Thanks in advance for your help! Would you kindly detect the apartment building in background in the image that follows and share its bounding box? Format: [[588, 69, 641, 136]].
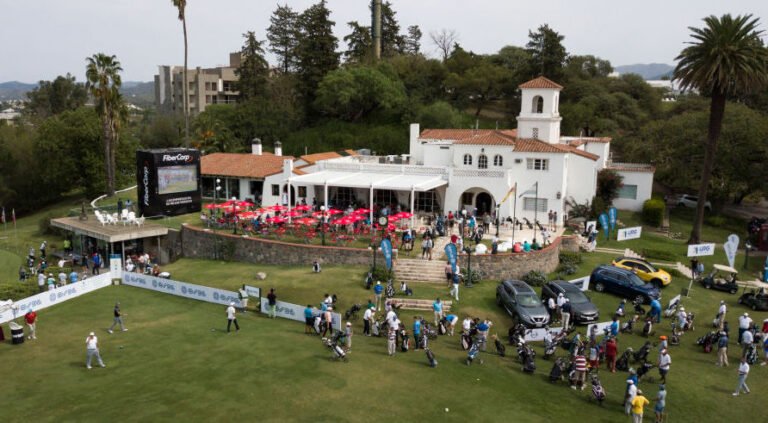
[[155, 53, 241, 116]]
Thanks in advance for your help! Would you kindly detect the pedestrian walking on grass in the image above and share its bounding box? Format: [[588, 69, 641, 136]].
[[108, 302, 127, 333], [658, 349, 671, 384], [267, 288, 277, 318], [85, 332, 105, 369], [738, 313, 752, 344], [631, 389, 649, 423], [625, 379, 637, 415], [655, 385, 667, 423], [363, 306, 374, 336], [322, 308, 333, 337], [387, 327, 397, 356], [25, 309, 38, 340], [433, 298, 443, 326], [605, 337, 617, 372], [733, 357, 750, 396], [450, 273, 460, 302], [374, 282, 383, 310], [741, 327, 754, 358], [226, 302, 239, 333], [717, 331, 729, 367], [413, 316, 422, 349]]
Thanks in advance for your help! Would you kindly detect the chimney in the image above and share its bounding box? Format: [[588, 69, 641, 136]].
[[274, 141, 282, 157], [251, 138, 262, 155]]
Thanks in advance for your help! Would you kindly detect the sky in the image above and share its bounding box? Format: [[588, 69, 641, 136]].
[[1, 0, 766, 83]]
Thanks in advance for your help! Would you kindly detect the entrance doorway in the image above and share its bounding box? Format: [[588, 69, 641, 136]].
[[475, 192, 493, 215]]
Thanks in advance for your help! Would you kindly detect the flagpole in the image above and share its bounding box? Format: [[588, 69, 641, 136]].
[[533, 182, 538, 244], [512, 182, 518, 242]]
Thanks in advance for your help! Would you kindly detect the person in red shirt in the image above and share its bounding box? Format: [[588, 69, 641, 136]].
[[25, 309, 38, 340], [605, 337, 618, 373], [572, 351, 588, 390]]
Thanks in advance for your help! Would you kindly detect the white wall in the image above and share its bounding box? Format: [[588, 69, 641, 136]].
[[584, 142, 611, 169], [613, 170, 654, 211], [422, 143, 453, 166], [565, 154, 598, 206]]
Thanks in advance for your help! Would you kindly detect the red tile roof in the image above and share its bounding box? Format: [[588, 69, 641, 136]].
[[420, 129, 518, 142], [299, 150, 357, 165], [201, 152, 295, 179], [518, 76, 564, 90], [607, 163, 656, 173]]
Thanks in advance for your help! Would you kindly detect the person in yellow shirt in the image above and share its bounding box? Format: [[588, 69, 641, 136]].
[[631, 390, 650, 423]]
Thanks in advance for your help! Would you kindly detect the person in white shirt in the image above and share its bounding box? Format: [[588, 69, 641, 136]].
[[733, 357, 750, 396], [625, 380, 637, 415], [657, 349, 671, 384], [741, 329, 754, 357], [462, 317, 472, 334], [37, 272, 46, 293], [738, 313, 753, 344], [386, 309, 397, 327], [226, 302, 239, 333], [547, 296, 557, 321], [58, 271, 67, 286], [363, 307, 374, 336], [85, 332, 105, 369]]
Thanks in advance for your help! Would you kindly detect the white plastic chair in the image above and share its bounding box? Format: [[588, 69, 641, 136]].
[[120, 209, 130, 224], [95, 211, 107, 226], [126, 211, 136, 225], [135, 216, 145, 227]]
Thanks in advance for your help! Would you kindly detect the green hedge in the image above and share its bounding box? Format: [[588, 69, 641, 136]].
[[522, 270, 547, 287], [641, 248, 677, 262], [642, 198, 665, 227]]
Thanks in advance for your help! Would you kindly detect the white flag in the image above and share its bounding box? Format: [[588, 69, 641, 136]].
[[518, 182, 538, 198]]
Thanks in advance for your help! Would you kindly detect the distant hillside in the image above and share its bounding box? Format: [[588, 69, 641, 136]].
[[0, 81, 36, 100], [614, 63, 674, 80], [121, 81, 155, 108]]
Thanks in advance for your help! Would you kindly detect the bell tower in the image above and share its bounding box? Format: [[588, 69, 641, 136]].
[[516, 76, 563, 144]]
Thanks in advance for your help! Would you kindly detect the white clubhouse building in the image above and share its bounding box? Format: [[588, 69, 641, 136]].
[[203, 77, 654, 222]]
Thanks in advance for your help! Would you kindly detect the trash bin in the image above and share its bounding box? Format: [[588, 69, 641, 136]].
[[9, 322, 24, 345]]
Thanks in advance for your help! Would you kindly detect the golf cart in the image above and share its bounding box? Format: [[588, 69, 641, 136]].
[[737, 280, 768, 311], [697, 264, 739, 294]]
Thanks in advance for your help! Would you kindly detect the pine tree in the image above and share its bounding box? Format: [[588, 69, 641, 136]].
[[525, 24, 568, 80], [267, 4, 300, 74], [403, 25, 422, 55], [379, 1, 405, 57], [296, 0, 340, 111], [343, 21, 372, 63], [235, 31, 270, 102]]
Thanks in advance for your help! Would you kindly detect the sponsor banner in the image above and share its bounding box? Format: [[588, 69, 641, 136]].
[[687, 243, 716, 257], [381, 238, 393, 271], [617, 226, 642, 241], [445, 243, 458, 273], [524, 326, 564, 342], [723, 234, 740, 269], [568, 276, 590, 292], [122, 273, 242, 307], [586, 320, 614, 336], [243, 285, 261, 298], [260, 298, 341, 331], [136, 148, 201, 217], [608, 207, 617, 231], [599, 213, 609, 239], [109, 254, 122, 280], [0, 273, 113, 324]]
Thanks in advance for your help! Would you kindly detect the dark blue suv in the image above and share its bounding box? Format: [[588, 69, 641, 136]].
[[590, 265, 661, 304]]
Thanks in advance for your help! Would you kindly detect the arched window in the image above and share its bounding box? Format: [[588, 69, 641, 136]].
[[478, 154, 488, 169], [493, 154, 503, 166], [532, 95, 544, 113], [463, 154, 472, 165], [554, 94, 559, 113]]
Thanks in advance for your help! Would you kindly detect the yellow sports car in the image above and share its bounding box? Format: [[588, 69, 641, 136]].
[[611, 257, 672, 288]]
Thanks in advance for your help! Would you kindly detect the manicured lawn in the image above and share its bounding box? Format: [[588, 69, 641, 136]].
[[3, 261, 763, 421]]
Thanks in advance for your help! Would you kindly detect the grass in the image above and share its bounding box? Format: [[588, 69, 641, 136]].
[[2, 261, 765, 421]]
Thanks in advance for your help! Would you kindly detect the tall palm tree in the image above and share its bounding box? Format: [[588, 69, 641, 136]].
[[85, 53, 124, 196], [673, 14, 768, 244], [172, 0, 190, 145]]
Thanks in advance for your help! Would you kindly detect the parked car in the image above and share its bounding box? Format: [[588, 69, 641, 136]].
[[496, 280, 550, 328], [697, 264, 739, 294], [611, 257, 672, 288], [737, 286, 768, 311], [540, 280, 600, 324], [589, 265, 661, 304], [675, 194, 711, 211]]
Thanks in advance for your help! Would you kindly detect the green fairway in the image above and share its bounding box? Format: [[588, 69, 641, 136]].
[[2, 262, 766, 422]]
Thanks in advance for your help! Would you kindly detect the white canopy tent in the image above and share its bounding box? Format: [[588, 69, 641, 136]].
[[287, 170, 447, 226]]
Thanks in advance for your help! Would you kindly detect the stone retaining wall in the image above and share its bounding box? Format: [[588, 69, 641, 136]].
[[456, 237, 562, 280]]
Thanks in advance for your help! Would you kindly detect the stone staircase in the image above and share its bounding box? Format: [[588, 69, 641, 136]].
[[395, 258, 447, 284]]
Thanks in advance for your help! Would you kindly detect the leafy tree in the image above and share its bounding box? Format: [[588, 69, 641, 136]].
[[445, 59, 511, 117], [25, 74, 87, 119], [296, 0, 340, 114], [343, 21, 372, 63], [415, 101, 466, 128], [387, 54, 447, 105], [403, 25, 422, 55], [564, 55, 613, 80], [673, 14, 768, 243], [235, 31, 270, 101], [139, 113, 183, 149], [171, 0, 190, 143], [193, 105, 238, 153], [314, 65, 406, 121], [429, 29, 459, 62], [267, 4, 300, 74], [526, 24, 568, 80], [596, 169, 624, 206], [379, 1, 405, 57]]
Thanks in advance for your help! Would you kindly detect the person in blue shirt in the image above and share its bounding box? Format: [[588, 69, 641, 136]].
[[69, 270, 79, 284], [432, 298, 443, 326], [304, 305, 315, 334], [522, 240, 531, 252], [445, 314, 459, 336], [413, 316, 422, 349], [374, 282, 383, 310], [616, 299, 627, 317], [649, 299, 662, 323], [610, 316, 620, 337]]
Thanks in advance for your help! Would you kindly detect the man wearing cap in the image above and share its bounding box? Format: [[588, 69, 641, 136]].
[[226, 302, 239, 333], [561, 298, 572, 331], [733, 356, 750, 396], [717, 331, 729, 367], [344, 322, 353, 351], [25, 309, 38, 340], [677, 307, 687, 331], [85, 331, 105, 369], [374, 282, 383, 310], [738, 313, 752, 344], [432, 298, 443, 326], [655, 384, 667, 423], [108, 302, 127, 333], [631, 389, 649, 423], [741, 325, 753, 358], [625, 379, 637, 416], [657, 349, 671, 384], [717, 300, 727, 330], [363, 306, 374, 336]]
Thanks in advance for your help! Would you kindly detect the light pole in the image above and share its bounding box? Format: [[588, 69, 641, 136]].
[[495, 204, 500, 237], [231, 196, 237, 235], [213, 179, 221, 259], [744, 241, 753, 270], [320, 205, 326, 246], [463, 244, 473, 288]]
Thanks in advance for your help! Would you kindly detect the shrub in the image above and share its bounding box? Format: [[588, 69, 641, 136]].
[[522, 270, 547, 287], [460, 267, 484, 284], [591, 196, 607, 220], [556, 263, 578, 276], [641, 248, 677, 262], [559, 251, 583, 267], [596, 169, 624, 206], [705, 215, 726, 227], [658, 266, 684, 278], [367, 265, 397, 284], [642, 198, 665, 227]]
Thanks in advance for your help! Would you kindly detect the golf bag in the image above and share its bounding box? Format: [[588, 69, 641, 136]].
[[633, 342, 652, 363], [422, 321, 438, 340], [683, 312, 695, 332], [401, 335, 410, 352], [697, 331, 719, 353], [371, 319, 382, 337], [591, 374, 606, 405], [521, 346, 537, 373], [543, 338, 559, 360], [313, 261, 322, 273], [549, 357, 567, 382], [438, 321, 447, 336], [664, 298, 679, 318], [495, 338, 506, 357], [313, 316, 323, 335], [322, 336, 347, 361], [419, 333, 429, 350], [633, 298, 647, 316], [344, 304, 361, 321], [461, 333, 472, 351], [508, 324, 526, 346], [642, 319, 653, 337], [364, 273, 373, 289], [616, 348, 633, 371], [621, 315, 638, 334], [636, 362, 654, 382], [466, 341, 481, 365], [385, 281, 395, 298], [746, 344, 759, 365], [425, 348, 438, 367]]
